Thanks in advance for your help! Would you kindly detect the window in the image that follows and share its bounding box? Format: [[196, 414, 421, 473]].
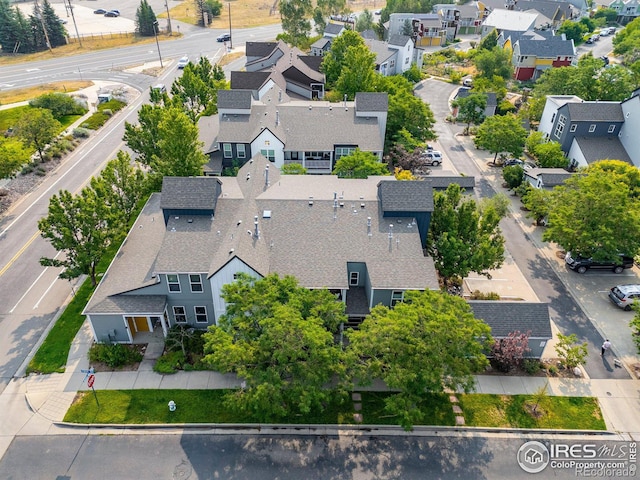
[[223, 143, 232, 158], [569, 124, 577, 132], [237, 144, 246, 158], [349, 272, 359, 286], [608, 125, 616, 133], [194, 306, 208, 323], [553, 114, 566, 138], [551, 113, 556, 123], [391, 290, 404, 306], [390, 59, 395, 68], [167, 274, 180, 293], [335, 147, 356, 159], [189, 274, 203, 293], [260, 149, 275, 162], [405, 56, 409, 64], [589, 124, 596, 133], [173, 306, 187, 323]]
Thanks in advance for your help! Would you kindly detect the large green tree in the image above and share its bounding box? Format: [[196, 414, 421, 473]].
[[171, 56, 228, 122], [14, 108, 61, 162], [135, 0, 157, 37], [451, 93, 486, 130], [0, 138, 30, 179], [335, 43, 377, 100], [474, 46, 513, 80], [533, 141, 567, 168], [279, 0, 313, 47], [203, 274, 346, 421], [543, 161, 640, 260], [29, 92, 85, 119], [426, 183, 505, 284], [38, 187, 114, 286], [355, 9, 374, 32], [557, 19, 588, 43], [474, 114, 527, 162], [123, 103, 165, 166], [332, 149, 389, 178], [347, 289, 492, 430], [321, 30, 366, 86]]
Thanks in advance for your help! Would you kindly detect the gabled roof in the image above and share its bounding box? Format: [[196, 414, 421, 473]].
[[378, 181, 434, 212], [468, 301, 552, 338], [483, 9, 539, 31], [299, 55, 323, 71], [423, 173, 476, 190], [388, 33, 411, 47], [230, 71, 271, 91], [356, 92, 389, 112], [218, 89, 253, 110], [363, 38, 396, 65], [516, 34, 575, 57], [159, 177, 221, 211], [524, 167, 573, 186], [324, 22, 345, 35], [310, 37, 331, 50], [245, 42, 278, 58], [573, 137, 633, 164], [564, 102, 624, 122]]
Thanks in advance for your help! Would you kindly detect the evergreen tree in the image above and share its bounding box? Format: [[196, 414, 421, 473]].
[[41, 0, 66, 47], [135, 0, 157, 37]]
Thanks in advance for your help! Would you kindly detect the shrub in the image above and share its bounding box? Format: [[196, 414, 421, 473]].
[[503, 165, 524, 189], [88, 343, 143, 368], [469, 290, 500, 300], [490, 330, 531, 372], [522, 358, 542, 374], [153, 350, 185, 374], [73, 127, 91, 138], [547, 364, 558, 376], [102, 109, 113, 117], [450, 71, 463, 84]]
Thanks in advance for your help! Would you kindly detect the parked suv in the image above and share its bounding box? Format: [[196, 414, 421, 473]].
[[609, 284, 640, 311], [565, 251, 634, 274], [420, 150, 443, 166]]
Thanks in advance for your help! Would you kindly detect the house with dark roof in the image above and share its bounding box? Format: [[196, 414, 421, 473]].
[[523, 167, 574, 189], [210, 89, 388, 174], [452, 87, 498, 117], [508, 31, 576, 81], [468, 301, 553, 359], [363, 35, 415, 76], [310, 22, 346, 56], [83, 156, 441, 343]]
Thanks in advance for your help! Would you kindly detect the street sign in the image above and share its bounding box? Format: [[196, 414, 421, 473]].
[[87, 374, 95, 388]]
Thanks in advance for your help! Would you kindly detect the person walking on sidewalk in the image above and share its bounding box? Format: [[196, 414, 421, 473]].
[[601, 339, 612, 357]]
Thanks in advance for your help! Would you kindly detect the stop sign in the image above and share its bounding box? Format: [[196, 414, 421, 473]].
[[87, 374, 95, 388]]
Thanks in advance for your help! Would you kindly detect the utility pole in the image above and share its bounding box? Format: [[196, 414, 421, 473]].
[[164, 0, 172, 35], [152, 21, 164, 68], [33, 0, 53, 52], [66, 0, 82, 47], [228, 3, 232, 49]]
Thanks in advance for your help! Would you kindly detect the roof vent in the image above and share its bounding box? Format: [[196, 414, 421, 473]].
[[360, 203, 365, 209], [308, 196, 314, 206], [309, 105, 312, 110], [174, 216, 179, 219], [187, 218, 193, 223], [229, 248, 235, 254], [263, 210, 272, 218]]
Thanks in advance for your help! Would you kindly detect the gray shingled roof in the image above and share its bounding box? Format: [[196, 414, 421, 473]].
[[516, 35, 575, 57], [159, 177, 221, 211], [311, 37, 332, 50], [388, 34, 411, 47], [524, 167, 573, 186], [363, 38, 396, 65], [573, 137, 633, 164], [324, 23, 345, 35], [230, 71, 271, 91], [356, 92, 389, 112], [423, 175, 476, 190], [245, 42, 278, 58], [565, 102, 624, 122], [218, 89, 253, 110], [378, 181, 434, 213], [468, 301, 552, 338]]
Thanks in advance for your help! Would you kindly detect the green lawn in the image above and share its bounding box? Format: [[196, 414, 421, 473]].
[[0, 105, 83, 133], [63, 389, 605, 430], [459, 394, 606, 430]]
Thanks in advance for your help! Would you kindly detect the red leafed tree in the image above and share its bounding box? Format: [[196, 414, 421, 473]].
[[491, 330, 531, 372]]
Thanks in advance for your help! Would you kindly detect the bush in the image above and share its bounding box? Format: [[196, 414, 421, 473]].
[[29, 92, 86, 118], [469, 290, 500, 300], [522, 358, 542, 374], [73, 127, 91, 138], [547, 364, 558, 376], [102, 109, 113, 117], [450, 71, 463, 84], [153, 350, 185, 374], [89, 343, 144, 368]]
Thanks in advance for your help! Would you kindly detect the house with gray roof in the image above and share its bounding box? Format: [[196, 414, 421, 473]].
[[609, 0, 640, 24], [432, 3, 483, 36], [362, 35, 415, 76], [453, 87, 498, 117], [388, 13, 448, 46], [210, 89, 388, 174], [468, 301, 553, 359], [479, 0, 576, 27], [480, 9, 539, 37], [83, 156, 440, 343], [523, 167, 574, 189], [510, 32, 576, 81], [310, 22, 347, 56]]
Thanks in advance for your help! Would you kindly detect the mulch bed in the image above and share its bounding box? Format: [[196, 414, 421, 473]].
[[90, 344, 147, 373]]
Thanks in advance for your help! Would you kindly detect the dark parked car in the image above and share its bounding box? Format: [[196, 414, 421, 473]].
[[104, 10, 120, 17], [217, 33, 231, 42], [93, 8, 107, 14], [565, 251, 634, 274], [502, 158, 524, 167]]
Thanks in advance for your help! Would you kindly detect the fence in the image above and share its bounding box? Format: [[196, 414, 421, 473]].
[[66, 31, 138, 43]]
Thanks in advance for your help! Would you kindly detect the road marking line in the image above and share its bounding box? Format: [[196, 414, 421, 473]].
[[0, 230, 40, 278], [34, 270, 64, 310], [9, 251, 62, 313]]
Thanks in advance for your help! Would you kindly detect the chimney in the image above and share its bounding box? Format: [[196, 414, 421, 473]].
[[367, 217, 372, 237], [265, 165, 270, 186], [333, 192, 338, 209], [253, 215, 259, 238]]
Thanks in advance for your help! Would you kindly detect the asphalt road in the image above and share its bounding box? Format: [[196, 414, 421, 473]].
[[0, 432, 633, 479], [414, 78, 629, 380]]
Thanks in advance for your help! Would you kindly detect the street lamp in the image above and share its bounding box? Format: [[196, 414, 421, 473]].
[[152, 21, 163, 68]]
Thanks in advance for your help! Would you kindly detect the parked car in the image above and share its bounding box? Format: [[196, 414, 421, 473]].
[[421, 151, 443, 166], [151, 84, 166, 93], [609, 284, 640, 311], [565, 251, 634, 274], [217, 33, 231, 42], [104, 10, 120, 17], [177, 56, 189, 69], [374, 9, 381, 15], [93, 8, 106, 14], [462, 77, 473, 87], [502, 158, 524, 167]]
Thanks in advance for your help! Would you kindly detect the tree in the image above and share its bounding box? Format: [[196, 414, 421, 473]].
[[543, 167, 640, 261], [521, 185, 552, 226], [135, 0, 157, 37], [385, 143, 426, 173], [194, 0, 221, 26], [149, 107, 208, 189], [280, 163, 307, 174], [38, 188, 114, 286], [14, 108, 61, 162], [347, 289, 492, 430], [554, 333, 588, 370], [478, 29, 498, 50], [279, 0, 313, 47], [426, 183, 505, 285], [595, 8, 619, 23], [355, 9, 374, 32], [557, 20, 587, 43], [29, 92, 85, 119], [332, 149, 389, 178], [39, 0, 66, 48], [597, 65, 636, 102], [0, 138, 30, 179], [321, 30, 365, 86], [474, 47, 513, 80], [474, 114, 527, 162], [490, 331, 531, 372], [335, 44, 377, 100], [502, 165, 524, 190], [533, 141, 567, 168], [171, 57, 229, 121], [451, 93, 486, 131], [394, 167, 417, 180], [202, 274, 346, 421], [123, 103, 165, 166]]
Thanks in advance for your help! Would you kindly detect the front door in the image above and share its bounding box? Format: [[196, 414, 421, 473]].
[[134, 316, 150, 332]]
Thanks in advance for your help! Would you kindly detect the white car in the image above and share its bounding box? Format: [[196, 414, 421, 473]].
[[177, 56, 189, 69], [421, 151, 443, 166]]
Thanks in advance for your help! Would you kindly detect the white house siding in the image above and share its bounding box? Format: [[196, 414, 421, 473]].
[[251, 129, 285, 168], [567, 138, 588, 169], [209, 257, 262, 320], [619, 94, 640, 167], [286, 82, 312, 100], [258, 79, 276, 100]]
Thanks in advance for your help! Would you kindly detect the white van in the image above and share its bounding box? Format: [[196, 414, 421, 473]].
[[609, 284, 640, 311]]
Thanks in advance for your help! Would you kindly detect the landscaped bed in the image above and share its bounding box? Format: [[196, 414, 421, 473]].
[[63, 389, 606, 430]]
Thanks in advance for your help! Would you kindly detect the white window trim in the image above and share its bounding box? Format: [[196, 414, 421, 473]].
[[167, 274, 181, 293], [608, 125, 615, 133], [237, 144, 246, 159], [350, 272, 359, 286], [189, 274, 203, 293], [569, 124, 577, 132], [589, 124, 596, 133], [391, 290, 404, 306], [194, 306, 208, 323], [173, 306, 187, 323], [223, 143, 232, 158]]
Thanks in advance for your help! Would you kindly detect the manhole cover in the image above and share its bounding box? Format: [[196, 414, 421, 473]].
[[173, 459, 193, 479]]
